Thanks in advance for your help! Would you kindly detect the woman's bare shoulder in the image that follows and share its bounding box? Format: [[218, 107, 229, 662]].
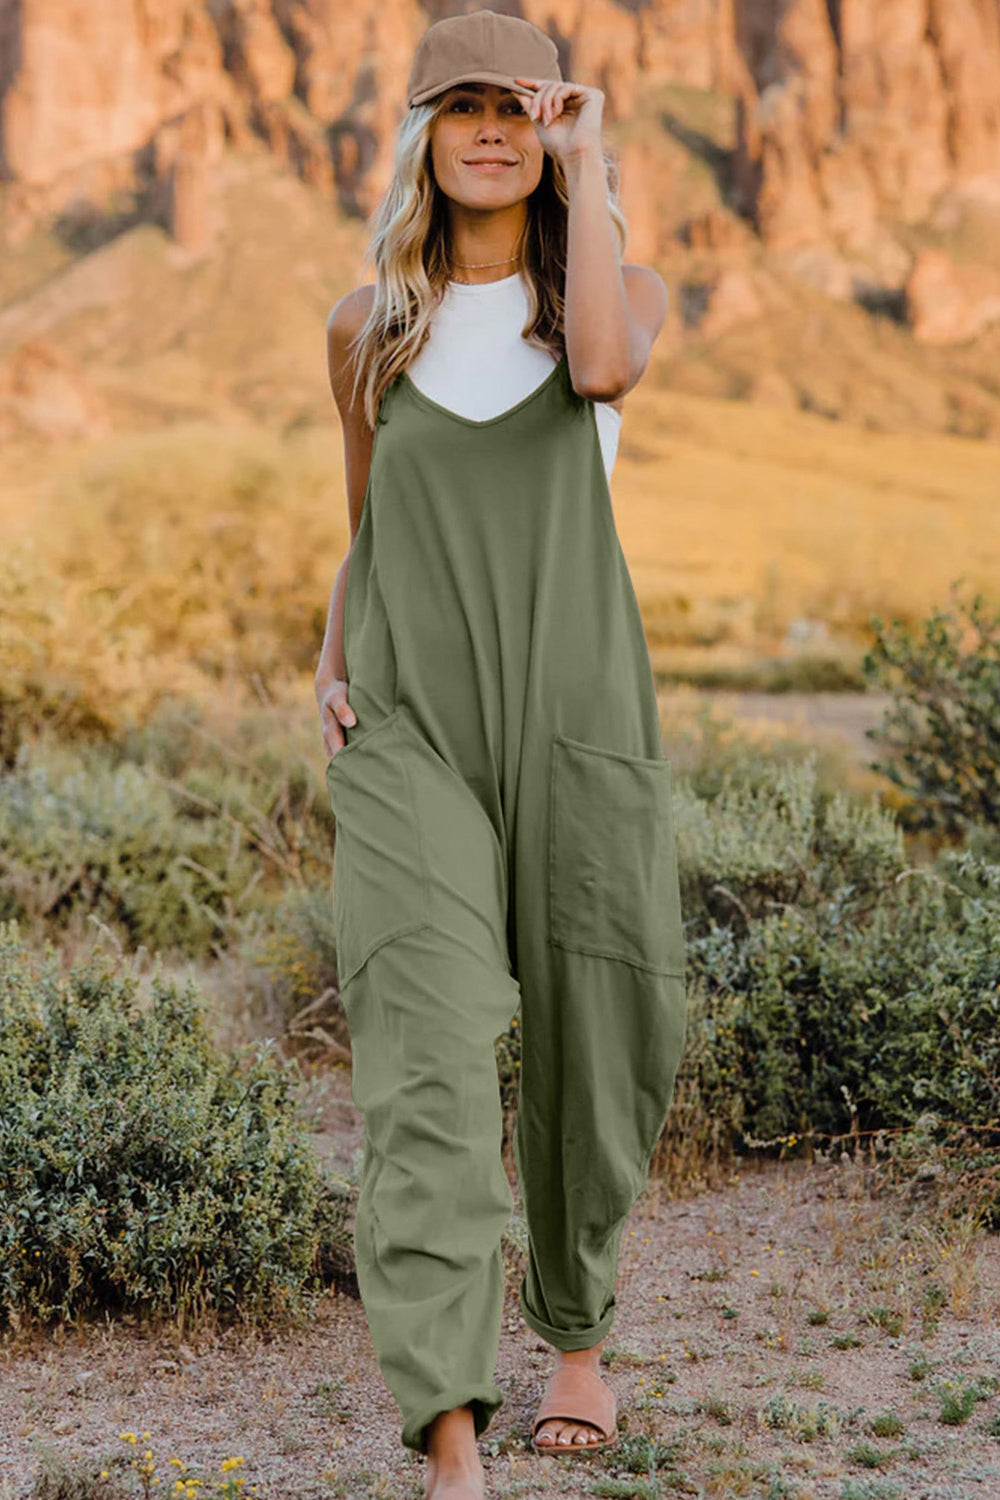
[[326, 284, 377, 412], [622, 262, 668, 305], [327, 283, 377, 354]]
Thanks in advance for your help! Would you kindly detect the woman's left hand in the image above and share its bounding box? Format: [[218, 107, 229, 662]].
[[512, 77, 604, 161]]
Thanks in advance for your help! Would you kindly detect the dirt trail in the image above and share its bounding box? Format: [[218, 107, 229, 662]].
[[3, 1096, 998, 1500], [658, 687, 894, 772]]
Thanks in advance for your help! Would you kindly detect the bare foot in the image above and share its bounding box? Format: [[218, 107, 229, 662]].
[[424, 1405, 485, 1500], [533, 1337, 609, 1451]]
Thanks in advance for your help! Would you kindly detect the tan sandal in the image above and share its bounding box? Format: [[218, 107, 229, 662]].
[[530, 1361, 619, 1457]]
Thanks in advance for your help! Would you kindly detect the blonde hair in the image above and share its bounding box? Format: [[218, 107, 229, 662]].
[[347, 95, 629, 430]]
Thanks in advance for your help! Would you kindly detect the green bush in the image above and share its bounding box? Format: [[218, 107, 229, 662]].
[[245, 882, 340, 1015], [676, 746, 907, 921], [652, 747, 1000, 1204], [687, 845, 999, 1141], [862, 584, 1000, 836], [0, 751, 263, 955], [0, 721, 336, 958], [0, 922, 354, 1330]]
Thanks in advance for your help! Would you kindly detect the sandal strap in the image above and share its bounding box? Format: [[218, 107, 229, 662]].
[[532, 1363, 617, 1441]]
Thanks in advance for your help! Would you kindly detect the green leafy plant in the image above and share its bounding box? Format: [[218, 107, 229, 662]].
[[0, 922, 354, 1331], [936, 1378, 981, 1426], [862, 584, 1000, 836], [846, 1441, 897, 1469], [653, 738, 1000, 1213], [756, 1393, 841, 1441], [861, 1306, 905, 1337], [868, 1412, 905, 1438]]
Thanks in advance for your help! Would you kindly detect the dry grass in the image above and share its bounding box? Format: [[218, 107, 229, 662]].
[[617, 369, 1000, 671], [2, 347, 998, 755]]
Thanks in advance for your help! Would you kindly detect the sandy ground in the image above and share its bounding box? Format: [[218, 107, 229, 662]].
[[2, 1058, 998, 1500]]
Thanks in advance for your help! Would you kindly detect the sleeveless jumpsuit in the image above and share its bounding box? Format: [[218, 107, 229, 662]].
[[325, 348, 688, 1455]]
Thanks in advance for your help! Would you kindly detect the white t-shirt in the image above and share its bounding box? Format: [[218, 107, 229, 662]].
[[405, 270, 622, 487]]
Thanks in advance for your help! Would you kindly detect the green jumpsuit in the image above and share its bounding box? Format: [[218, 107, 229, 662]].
[[324, 348, 688, 1456]]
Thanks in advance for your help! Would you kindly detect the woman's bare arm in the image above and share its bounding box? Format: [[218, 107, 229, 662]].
[[512, 79, 667, 401], [562, 144, 668, 400], [314, 283, 377, 759]]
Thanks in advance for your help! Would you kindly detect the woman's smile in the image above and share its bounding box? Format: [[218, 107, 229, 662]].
[[462, 158, 518, 171]]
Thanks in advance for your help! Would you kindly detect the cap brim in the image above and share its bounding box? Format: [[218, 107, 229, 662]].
[[408, 70, 534, 107]]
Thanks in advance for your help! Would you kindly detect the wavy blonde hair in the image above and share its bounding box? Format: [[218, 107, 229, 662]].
[[346, 94, 629, 431]]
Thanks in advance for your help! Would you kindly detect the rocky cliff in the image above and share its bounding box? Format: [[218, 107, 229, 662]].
[[1, 0, 1000, 441], [3, 1, 999, 242]]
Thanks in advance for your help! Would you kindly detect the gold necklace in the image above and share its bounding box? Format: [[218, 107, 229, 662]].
[[449, 252, 519, 285]]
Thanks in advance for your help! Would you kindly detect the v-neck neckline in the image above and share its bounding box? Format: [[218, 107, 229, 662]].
[[398, 353, 567, 430]]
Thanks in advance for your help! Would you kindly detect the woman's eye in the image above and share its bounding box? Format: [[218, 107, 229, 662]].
[[448, 98, 524, 114]]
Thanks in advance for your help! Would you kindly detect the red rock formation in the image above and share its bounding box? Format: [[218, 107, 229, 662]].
[[697, 266, 765, 337], [169, 102, 213, 254], [906, 246, 1000, 343], [0, 0, 233, 240], [1, 0, 999, 342], [733, 0, 1000, 246], [685, 207, 752, 252]]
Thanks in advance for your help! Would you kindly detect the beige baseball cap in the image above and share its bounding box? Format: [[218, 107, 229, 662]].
[[406, 8, 562, 109]]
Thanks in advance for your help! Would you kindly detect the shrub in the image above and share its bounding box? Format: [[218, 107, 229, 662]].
[[756, 1393, 841, 1440], [245, 882, 339, 1017], [883, 1116, 1000, 1227], [0, 750, 265, 955], [0, 722, 336, 959], [640, 731, 1000, 1222], [868, 1413, 905, 1438], [0, 922, 354, 1331], [862, 584, 1000, 837], [660, 745, 1000, 1144], [846, 1442, 897, 1469], [936, 1379, 982, 1426]]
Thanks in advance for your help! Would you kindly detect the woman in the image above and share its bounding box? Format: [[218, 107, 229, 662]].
[[315, 11, 687, 1498]]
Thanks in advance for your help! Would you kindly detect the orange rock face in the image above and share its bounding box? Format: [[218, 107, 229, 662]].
[[1, 0, 999, 336], [733, 0, 1000, 246], [906, 246, 1000, 343]]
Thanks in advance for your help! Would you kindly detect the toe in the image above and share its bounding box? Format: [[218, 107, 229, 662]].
[[535, 1417, 605, 1450], [570, 1420, 603, 1445]]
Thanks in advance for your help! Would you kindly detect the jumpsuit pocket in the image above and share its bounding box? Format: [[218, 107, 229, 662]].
[[548, 733, 686, 977], [325, 706, 430, 987]]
